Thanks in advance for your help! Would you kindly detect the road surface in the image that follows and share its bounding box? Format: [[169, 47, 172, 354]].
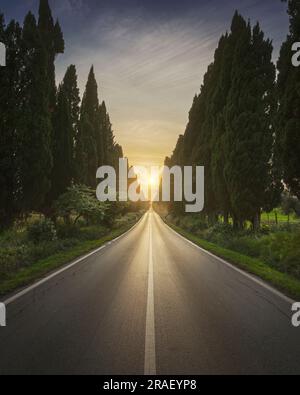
[[0, 211, 299, 375]]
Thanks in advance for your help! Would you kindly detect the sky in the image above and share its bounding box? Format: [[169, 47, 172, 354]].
[[1, 0, 289, 167]]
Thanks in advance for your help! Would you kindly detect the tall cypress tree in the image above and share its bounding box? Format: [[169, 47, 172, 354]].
[[0, 16, 22, 227], [210, 34, 233, 223], [49, 65, 80, 202], [224, 13, 275, 228], [75, 66, 100, 187], [62, 65, 80, 144], [277, 0, 300, 198], [19, 12, 52, 213], [168, 11, 276, 228], [38, 0, 64, 112], [50, 86, 73, 201]]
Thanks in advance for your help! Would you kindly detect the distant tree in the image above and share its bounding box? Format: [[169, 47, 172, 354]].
[[281, 191, 300, 219], [75, 67, 123, 187]]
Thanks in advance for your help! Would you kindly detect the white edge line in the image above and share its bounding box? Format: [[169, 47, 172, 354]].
[[3, 214, 147, 306], [159, 215, 295, 305]]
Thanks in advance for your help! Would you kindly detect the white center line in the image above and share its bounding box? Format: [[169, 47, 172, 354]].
[[144, 213, 156, 375]]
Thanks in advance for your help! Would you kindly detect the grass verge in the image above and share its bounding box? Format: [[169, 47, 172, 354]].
[[166, 221, 300, 300], [0, 221, 139, 297]]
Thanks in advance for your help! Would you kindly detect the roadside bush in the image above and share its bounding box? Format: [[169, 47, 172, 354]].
[[27, 219, 57, 244], [76, 226, 108, 241], [56, 223, 81, 239], [169, 214, 300, 280]]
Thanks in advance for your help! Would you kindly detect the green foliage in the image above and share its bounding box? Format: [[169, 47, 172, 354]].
[[53, 184, 108, 225], [169, 213, 300, 281], [281, 192, 300, 217], [167, 11, 281, 228], [19, 12, 53, 213], [0, 212, 141, 294], [0, 16, 22, 227], [167, 221, 300, 300], [0, 1, 124, 229], [27, 218, 57, 244], [277, 0, 300, 199], [75, 68, 123, 188]]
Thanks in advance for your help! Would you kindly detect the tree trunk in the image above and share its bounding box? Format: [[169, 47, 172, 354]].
[[253, 212, 260, 231], [224, 212, 229, 225]]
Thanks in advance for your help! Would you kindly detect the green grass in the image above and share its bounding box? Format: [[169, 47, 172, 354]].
[[0, 221, 138, 297], [166, 222, 300, 300], [261, 210, 300, 224]]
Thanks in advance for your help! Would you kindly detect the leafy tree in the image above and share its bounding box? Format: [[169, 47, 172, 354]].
[[54, 185, 108, 225]]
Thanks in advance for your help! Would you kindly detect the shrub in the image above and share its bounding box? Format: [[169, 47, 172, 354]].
[[56, 223, 81, 239], [27, 219, 57, 244]]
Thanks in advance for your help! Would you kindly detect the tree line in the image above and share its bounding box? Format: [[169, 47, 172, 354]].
[[0, 0, 123, 228], [166, 1, 300, 229]]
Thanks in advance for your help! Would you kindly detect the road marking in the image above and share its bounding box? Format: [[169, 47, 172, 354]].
[[144, 213, 156, 375], [160, 214, 295, 305], [3, 215, 147, 307]]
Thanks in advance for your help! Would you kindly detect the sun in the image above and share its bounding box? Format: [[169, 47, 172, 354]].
[[149, 175, 157, 188]]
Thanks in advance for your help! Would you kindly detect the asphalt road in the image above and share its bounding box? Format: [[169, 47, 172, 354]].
[[0, 210, 299, 375]]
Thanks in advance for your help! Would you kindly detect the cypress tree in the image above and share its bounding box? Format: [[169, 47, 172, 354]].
[[49, 65, 80, 202], [98, 101, 123, 168], [75, 66, 123, 187], [224, 13, 276, 228], [19, 12, 52, 212], [0, 16, 22, 227], [62, 65, 80, 144], [75, 66, 100, 187], [38, 0, 64, 112], [277, 0, 300, 198], [49, 86, 74, 202], [210, 34, 233, 223]]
